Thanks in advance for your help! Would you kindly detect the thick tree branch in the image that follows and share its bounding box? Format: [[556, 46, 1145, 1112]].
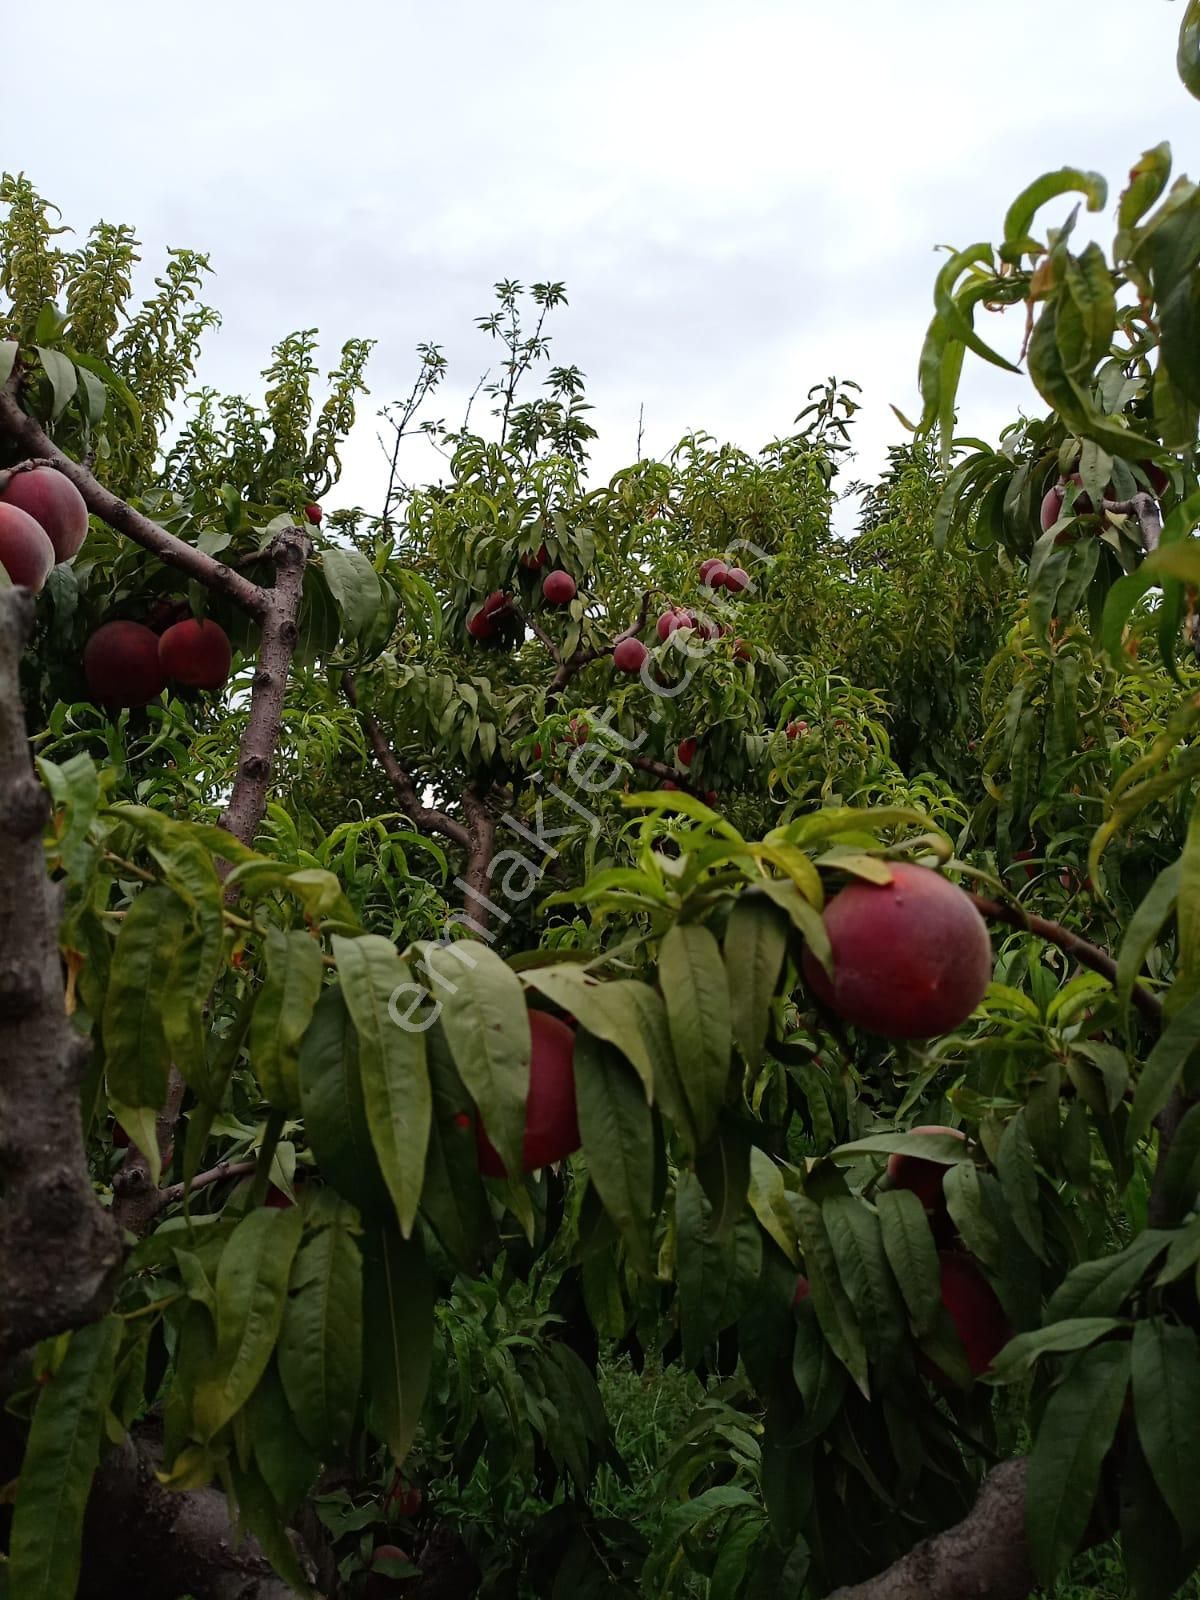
[[0, 589, 123, 1365], [0, 375, 268, 617], [79, 1431, 311, 1600], [342, 671, 472, 849], [461, 783, 498, 933], [828, 1459, 1034, 1600], [970, 894, 1163, 1031]]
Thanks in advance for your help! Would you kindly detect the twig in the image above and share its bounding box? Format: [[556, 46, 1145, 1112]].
[[1102, 492, 1162, 554], [970, 894, 1163, 1030], [629, 753, 706, 801], [158, 1158, 257, 1208], [341, 672, 473, 850]]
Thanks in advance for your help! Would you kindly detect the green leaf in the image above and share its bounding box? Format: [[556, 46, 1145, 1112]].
[[1180, 0, 1200, 100], [194, 1206, 304, 1440], [250, 927, 324, 1112], [1132, 1318, 1200, 1542], [333, 935, 431, 1236], [876, 1188, 941, 1338], [989, 1318, 1129, 1383], [227, 1459, 316, 1597], [35, 345, 78, 420], [832, 1131, 971, 1165], [1120, 144, 1172, 231], [297, 987, 389, 1217], [8, 1317, 122, 1600], [1026, 1340, 1131, 1584], [574, 1031, 654, 1269], [746, 1145, 799, 1266], [792, 1308, 848, 1442], [322, 546, 383, 641], [943, 1163, 1002, 1268], [675, 1170, 762, 1367], [1002, 168, 1108, 260], [792, 1194, 869, 1396], [659, 922, 731, 1146], [419, 1023, 493, 1270], [823, 1196, 904, 1366], [522, 967, 662, 1103], [0, 339, 17, 389], [1118, 861, 1180, 1016], [996, 1110, 1045, 1260], [422, 940, 529, 1180], [277, 1204, 363, 1454], [724, 896, 788, 1068], [246, 1361, 321, 1517], [103, 884, 186, 1112], [1044, 1233, 1171, 1323], [1130, 991, 1200, 1145], [362, 1221, 434, 1466]]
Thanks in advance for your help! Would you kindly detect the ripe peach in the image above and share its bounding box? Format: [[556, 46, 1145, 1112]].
[[785, 720, 808, 740], [303, 503, 323, 525], [887, 1125, 966, 1212], [938, 1252, 1011, 1376], [656, 608, 694, 641], [0, 503, 55, 592], [613, 636, 648, 674], [677, 737, 698, 768], [476, 1011, 580, 1176], [704, 789, 718, 805], [801, 862, 992, 1039], [701, 560, 728, 588], [733, 639, 752, 661], [793, 1274, 811, 1306], [520, 543, 549, 570], [723, 566, 750, 594], [158, 618, 233, 690], [542, 570, 576, 605], [0, 467, 89, 561], [84, 621, 167, 708], [661, 779, 679, 790]]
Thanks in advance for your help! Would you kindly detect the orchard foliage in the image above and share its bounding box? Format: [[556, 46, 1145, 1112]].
[[4, 16, 1200, 1600]]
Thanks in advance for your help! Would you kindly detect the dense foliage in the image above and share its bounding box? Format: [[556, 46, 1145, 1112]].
[[4, 12, 1200, 1599]]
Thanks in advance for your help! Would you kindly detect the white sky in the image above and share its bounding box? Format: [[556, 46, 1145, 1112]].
[[1, 1, 1195, 528]]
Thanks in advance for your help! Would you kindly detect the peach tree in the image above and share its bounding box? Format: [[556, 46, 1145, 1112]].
[[4, 13, 1200, 1598]]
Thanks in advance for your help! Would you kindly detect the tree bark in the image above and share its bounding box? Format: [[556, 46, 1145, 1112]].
[[0, 588, 124, 1366], [78, 1433, 310, 1600], [827, 1459, 1035, 1600]]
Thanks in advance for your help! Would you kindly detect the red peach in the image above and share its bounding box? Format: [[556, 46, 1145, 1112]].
[[678, 737, 698, 768], [542, 570, 577, 605], [613, 636, 648, 674], [303, 503, 323, 525], [0, 467, 89, 561], [84, 621, 167, 709], [158, 618, 233, 690], [0, 503, 55, 592], [476, 1011, 580, 1176]]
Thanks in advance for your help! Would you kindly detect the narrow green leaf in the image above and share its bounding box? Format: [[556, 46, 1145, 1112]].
[[997, 1110, 1045, 1260], [277, 1205, 363, 1454], [1180, 0, 1200, 100], [419, 1022, 493, 1270], [1130, 991, 1200, 1145], [746, 1145, 799, 1266], [35, 345, 78, 420], [103, 884, 185, 1111], [1117, 861, 1180, 1016], [1045, 1233, 1171, 1323], [522, 967, 661, 1102], [675, 1170, 763, 1367], [8, 1317, 122, 1600], [250, 927, 324, 1112], [792, 1194, 869, 1396], [989, 1318, 1128, 1383], [1026, 1341, 1131, 1584], [876, 1189, 941, 1338], [194, 1206, 304, 1440], [823, 1196, 904, 1366], [362, 1222, 434, 1466], [574, 1031, 654, 1269], [1132, 1318, 1200, 1542], [422, 940, 528, 1181], [334, 935, 431, 1236], [297, 987, 389, 1217], [659, 922, 731, 1146], [724, 896, 788, 1068], [1003, 168, 1108, 259]]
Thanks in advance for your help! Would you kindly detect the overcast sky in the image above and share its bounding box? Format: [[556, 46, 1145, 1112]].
[[2, 1, 1195, 527]]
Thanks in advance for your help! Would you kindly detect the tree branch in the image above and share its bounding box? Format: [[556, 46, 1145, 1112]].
[[547, 591, 653, 697], [461, 783, 498, 933], [341, 672, 472, 849], [827, 1459, 1034, 1600], [79, 1431, 312, 1600], [630, 753, 706, 801], [217, 527, 311, 849], [970, 894, 1163, 1031], [0, 588, 123, 1365], [0, 374, 268, 617], [1102, 493, 1162, 555]]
